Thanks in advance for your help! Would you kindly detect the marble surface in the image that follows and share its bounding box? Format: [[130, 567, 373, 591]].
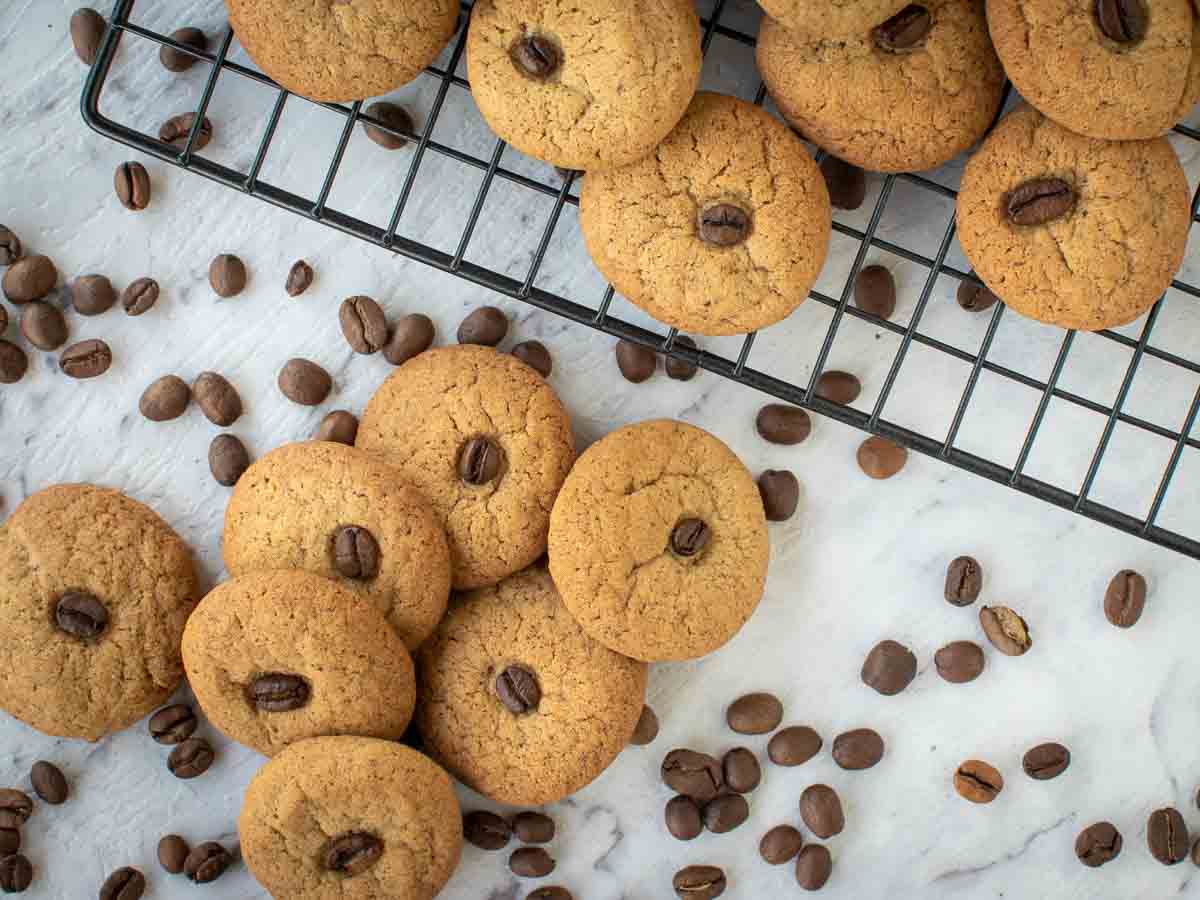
[[4, 1, 1200, 897]]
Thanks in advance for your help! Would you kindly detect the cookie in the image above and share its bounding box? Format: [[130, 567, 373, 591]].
[[182, 570, 415, 757], [466, 0, 702, 171], [0, 484, 197, 741], [223, 441, 450, 651], [579, 91, 831, 336], [415, 566, 647, 805], [987, 0, 1194, 140], [240, 736, 461, 900], [757, 0, 1006, 172], [548, 419, 770, 662], [957, 105, 1190, 332], [356, 345, 575, 590], [758, 0, 910, 38], [227, 0, 459, 102]]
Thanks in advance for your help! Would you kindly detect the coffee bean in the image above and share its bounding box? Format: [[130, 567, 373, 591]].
[[854, 264, 896, 319], [956, 277, 999, 312], [670, 518, 710, 557], [832, 728, 884, 770], [698, 202, 753, 246], [861, 640, 917, 695], [527, 888, 572, 900], [722, 747, 761, 793], [512, 340, 553, 377], [159, 113, 213, 150], [1006, 178, 1075, 227], [99, 866, 144, 900], [0, 831, 18, 857], [727, 692, 784, 735], [756, 405, 811, 445], [384, 313, 435, 365], [672, 864, 726, 899], [935, 640, 985, 683], [158, 835, 190, 874], [160, 27, 207, 72], [70, 7, 105, 64], [1192, 836, 1200, 867], [513, 812, 555, 844], [0, 854, 32, 893], [795, 844, 832, 891], [464, 811, 512, 850], [192, 372, 242, 426], [944, 556, 982, 606], [209, 254, 246, 298], [615, 340, 656, 382], [760, 824, 804, 865], [458, 306, 508, 346], [0, 342, 26, 384], [0, 305, 5, 333], [321, 833, 380, 877], [1104, 569, 1146, 628], [60, 339, 111, 379], [873, 4, 932, 51], [30, 762, 67, 805], [768, 726, 822, 767], [185, 842, 231, 883], [340, 295, 388, 354], [979, 605, 1031, 656], [278, 358, 332, 405], [0, 226, 20, 266], [315, 410, 358, 445], [665, 336, 699, 381], [3, 255, 57, 304], [148, 704, 198, 744], [168, 737, 214, 779], [820, 155, 866, 210], [139, 375, 190, 422], [954, 759, 1002, 803], [1148, 807, 1189, 865], [459, 436, 503, 485], [71, 274, 116, 316], [496, 665, 541, 715], [815, 370, 862, 405], [799, 784, 844, 838], [857, 435, 907, 479], [1076, 821, 1122, 867], [209, 434, 250, 486], [121, 277, 159, 315], [703, 793, 749, 834], [759, 470, 800, 522], [363, 101, 414, 149], [665, 795, 703, 841], [285, 260, 313, 297], [629, 704, 659, 745], [661, 749, 723, 803], [510, 847, 555, 878], [19, 302, 67, 351], [248, 673, 310, 712], [510, 35, 561, 79], [55, 590, 108, 639], [1022, 742, 1070, 780], [0, 792, 31, 829], [1095, 0, 1147, 43], [114, 161, 151, 211]]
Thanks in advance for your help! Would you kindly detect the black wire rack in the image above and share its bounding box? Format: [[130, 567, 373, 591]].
[[81, 0, 1200, 559]]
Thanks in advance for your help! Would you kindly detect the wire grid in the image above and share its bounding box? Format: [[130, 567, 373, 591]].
[[80, 0, 1200, 559]]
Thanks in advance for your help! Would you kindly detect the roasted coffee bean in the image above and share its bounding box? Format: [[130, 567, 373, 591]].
[[322, 833, 381, 877], [769, 726, 822, 767], [703, 793, 749, 834], [340, 295, 388, 354], [209, 254, 246, 298], [458, 306, 508, 346], [630, 704, 659, 745], [71, 274, 116, 316], [956, 277, 999, 312], [1022, 742, 1070, 780], [873, 4, 932, 51], [3, 255, 57, 303], [185, 842, 231, 883], [158, 835, 190, 874], [192, 372, 242, 426], [1076, 821, 1122, 867], [496, 665, 541, 715], [0, 305, 5, 333], [248, 673, 310, 712], [0, 226, 20, 266], [70, 7, 105, 64], [99, 866, 144, 900], [168, 737, 214, 779], [1192, 836, 1200, 867], [464, 811, 512, 850], [954, 759, 1003, 803], [510, 35, 560, 79], [0, 792, 31, 829], [278, 358, 332, 406], [979, 606, 1031, 656], [19, 302, 67, 351], [513, 812, 555, 844], [527, 888, 572, 900], [384, 313, 436, 365], [727, 692, 784, 735], [661, 749, 723, 803], [160, 26, 207, 72], [0, 342, 26, 384], [759, 470, 800, 522], [55, 590, 108, 639], [615, 340, 656, 382], [854, 264, 896, 319], [799, 784, 844, 838], [512, 340, 553, 377], [0, 854, 32, 893], [670, 518, 710, 558], [1095, 0, 1147, 43], [832, 728, 884, 770], [820, 155, 866, 210], [363, 101, 414, 149], [795, 844, 832, 891], [756, 404, 811, 445], [1148, 807, 1189, 865], [665, 336, 699, 381], [944, 556, 982, 606], [114, 161, 151, 211], [665, 795, 703, 841], [285, 260, 313, 297], [722, 747, 761, 794], [30, 762, 67, 805], [1104, 569, 1146, 628], [0, 831, 18, 857], [209, 434, 250, 486], [760, 825, 804, 865], [1006, 178, 1075, 226], [857, 435, 907, 479], [672, 865, 726, 899], [815, 370, 861, 405], [510, 847, 555, 878], [60, 339, 111, 379], [459, 436, 503, 485], [121, 277, 159, 315], [698, 203, 752, 246], [139, 375, 190, 422], [861, 640, 917, 695], [935, 640, 985, 683], [316, 410, 358, 445], [159, 113, 213, 150], [148, 704, 197, 744]]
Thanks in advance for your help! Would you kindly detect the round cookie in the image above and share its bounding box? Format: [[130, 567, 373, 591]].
[[758, 0, 910, 38], [227, 0, 459, 102], [579, 91, 831, 336], [757, 0, 1006, 172], [416, 566, 647, 805], [548, 419, 770, 662], [987, 0, 1194, 141], [356, 345, 575, 590], [466, 0, 702, 171], [240, 736, 461, 900], [182, 570, 415, 757], [957, 105, 1190, 332], [223, 441, 451, 651], [0, 484, 197, 741]]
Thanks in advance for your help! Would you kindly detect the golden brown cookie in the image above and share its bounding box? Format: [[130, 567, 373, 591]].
[[758, 0, 910, 38], [182, 570, 415, 757], [467, 0, 702, 171], [240, 736, 462, 900], [0, 484, 198, 741], [356, 345, 575, 590], [957, 105, 1191, 331], [227, 0, 459, 102], [416, 566, 647, 805], [223, 441, 451, 651], [579, 91, 831, 336], [548, 420, 770, 662]]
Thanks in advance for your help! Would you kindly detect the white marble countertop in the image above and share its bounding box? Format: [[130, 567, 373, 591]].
[[5, 1, 1200, 898]]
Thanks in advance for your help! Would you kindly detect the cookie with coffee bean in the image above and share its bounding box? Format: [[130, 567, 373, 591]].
[[758, 0, 909, 37], [0, 484, 198, 740]]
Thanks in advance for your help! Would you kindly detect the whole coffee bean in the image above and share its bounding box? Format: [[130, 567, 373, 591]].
[[756, 404, 811, 445], [70, 7, 105, 64], [0, 854, 32, 894], [956, 277, 999, 312], [527, 888, 572, 900], [510, 34, 561, 78], [185, 842, 232, 883], [1022, 742, 1070, 780], [148, 704, 198, 744], [698, 203, 752, 246], [861, 640, 917, 695], [3, 255, 57, 303], [159, 112, 213, 150], [0, 305, 5, 333], [670, 517, 710, 558], [158, 835, 190, 874], [60, 339, 111, 379], [30, 761, 67, 805], [1148, 807, 1189, 865], [1095, 0, 1147, 43], [458, 306, 508, 346], [248, 672, 310, 712], [727, 692, 784, 735], [722, 747, 761, 793], [0, 341, 26, 384], [935, 640, 985, 683], [316, 410, 358, 445], [363, 101, 414, 149], [795, 844, 833, 891], [99, 866, 144, 900], [759, 470, 800, 522], [672, 864, 726, 899], [615, 340, 656, 382], [979, 605, 1031, 656], [496, 665, 541, 715], [760, 824, 804, 865], [854, 264, 897, 319], [815, 370, 861, 405], [278, 358, 332, 405], [0, 791, 32, 829], [1104, 569, 1146, 628], [459, 436, 503, 485], [661, 749, 723, 803], [209, 254, 246, 298], [665, 336, 699, 381], [1077, 822, 1122, 867], [1006, 178, 1075, 226], [629, 704, 659, 745], [192, 372, 242, 426], [873, 4, 932, 51], [19, 302, 68, 351], [512, 340, 553, 377], [954, 759, 1003, 803], [703, 793, 749, 834], [0, 831, 18, 857], [139, 375, 190, 422], [55, 590, 108, 639], [384, 313, 435, 365], [168, 737, 214, 779], [340, 295, 388, 354], [510, 847, 555, 878], [322, 832, 381, 877], [768, 726, 822, 767], [71, 274, 116, 316], [857, 435, 907, 479], [464, 811, 511, 850], [114, 161, 151, 211], [665, 795, 703, 841], [832, 728, 884, 770], [121, 277, 159, 315], [160, 27, 207, 72], [513, 812, 555, 844], [209, 434, 250, 486], [944, 555, 982, 606], [1192, 836, 1200, 867], [0, 226, 20, 266], [286, 260, 313, 297], [819, 155, 866, 210], [799, 784, 844, 838]]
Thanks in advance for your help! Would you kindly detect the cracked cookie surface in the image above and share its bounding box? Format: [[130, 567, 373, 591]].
[[223, 440, 450, 650], [758, 0, 1005, 172], [182, 570, 415, 757], [240, 736, 461, 900], [758, 0, 910, 38], [467, 0, 702, 171], [415, 565, 647, 805], [957, 105, 1190, 331], [579, 91, 831, 336], [0, 484, 198, 741], [356, 345, 575, 590], [548, 419, 770, 662]]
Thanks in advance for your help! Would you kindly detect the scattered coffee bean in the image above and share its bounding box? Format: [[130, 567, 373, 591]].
[[853, 264, 896, 319], [121, 277, 159, 315], [278, 358, 332, 405], [149, 704, 198, 744], [0, 831, 18, 857], [1022, 742, 1070, 780], [510, 34, 561, 79], [512, 340, 553, 377], [857, 435, 907, 479], [954, 759, 1003, 803], [814, 370, 861, 405], [760, 824, 804, 865], [168, 737, 214, 779], [1148, 807, 1189, 865], [1095, 0, 1147, 44], [158, 834, 190, 874], [510, 847, 555, 878], [759, 470, 800, 522], [159, 113, 213, 150], [384, 313, 436, 366], [727, 692, 784, 735], [665, 336, 699, 381], [285, 260, 313, 297], [665, 794, 703, 841], [160, 27, 207, 72], [661, 749, 723, 803], [799, 784, 844, 838], [209, 434, 250, 486], [316, 410, 358, 445], [527, 888, 572, 900], [0, 792, 31, 829], [0, 854, 32, 893], [672, 864, 726, 899], [3, 255, 57, 303], [861, 640, 917, 696], [722, 748, 761, 794], [192, 372, 242, 426], [340, 295, 388, 354], [832, 728, 884, 770], [363, 101, 414, 149], [99, 866, 144, 900], [979, 605, 1031, 656], [19, 302, 68, 351], [769, 726, 823, 767], [495, 665, 541, 715], [1076, 821, 1122, 867], [459, 436, 503, 485], [71, 274, 116, 316], [873, 4, 932, 51], [698, 202, 752, 246], [60, 339, 111, 379], [820, 155, 866, 210], [248, 673, 310, 712], [615, 340, 656, 382], [139, 375, 190, 422], [0, 341, 27, 384], [29, 762, 67, 805], [934, 640, 985, 683], [55, 590, 108, 639], [956, 277, 999, 312], [464, 811, 512, 850], [944, 555, 982, 606], [756, 404, 811, 445], [630, 704, 659, 746], [513, 812, 555, 844], [70, 7, 106, 64], [0, 226, 19, 267], [114, 161, 151, 211], [185, 842, 231, 883], [209, 254, 246, 298], [670, 518, 710, 557], [1104, 569, 1146, 628], [795, 844, 833, 891], [1192, 836, 1200, 867], [458, 306, 508, 346], [703, 793, 749, 834], [1005, 178, 1075, 226]]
